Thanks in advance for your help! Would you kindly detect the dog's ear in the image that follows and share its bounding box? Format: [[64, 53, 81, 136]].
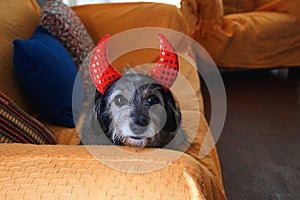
[[162, 90, 181, 132], [94, 89, 102, 104], [94, 90, 111, 135], [78, 95, 105, 144]]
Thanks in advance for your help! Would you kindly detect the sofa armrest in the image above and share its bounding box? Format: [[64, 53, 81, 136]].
[[0, 144, 226, 199], [0, 0, 40, 113]]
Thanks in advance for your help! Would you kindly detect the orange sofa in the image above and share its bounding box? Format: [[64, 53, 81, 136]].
[[0, 0, 226, 199], [181, 0, 300, 68]]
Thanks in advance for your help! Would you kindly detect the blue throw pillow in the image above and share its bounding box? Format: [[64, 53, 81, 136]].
[[13, 26, 85, 128]]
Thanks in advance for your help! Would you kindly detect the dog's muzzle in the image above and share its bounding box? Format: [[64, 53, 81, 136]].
[[117, 104, 166, 148]]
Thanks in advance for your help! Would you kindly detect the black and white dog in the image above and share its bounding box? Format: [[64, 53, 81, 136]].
[[80, 34, 188, 149], [94, 71, 182, 148]]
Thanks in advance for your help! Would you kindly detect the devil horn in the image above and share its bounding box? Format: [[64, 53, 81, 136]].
[[90, 35, 122, 94], [148, 33, 179, 89]]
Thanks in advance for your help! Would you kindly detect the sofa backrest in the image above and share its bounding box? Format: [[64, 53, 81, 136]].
[[223, 0, 255, 14], [256, 0, 300, 21], [223, 0, 300, 21]]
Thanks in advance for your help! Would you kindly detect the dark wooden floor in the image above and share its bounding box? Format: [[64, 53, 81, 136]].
[[203, 69, 300, 200]]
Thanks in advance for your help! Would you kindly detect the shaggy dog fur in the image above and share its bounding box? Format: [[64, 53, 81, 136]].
[[80, 71, 188, 149]]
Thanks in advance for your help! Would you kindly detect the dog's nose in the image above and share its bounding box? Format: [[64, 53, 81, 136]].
[[129, 123, 147, 135], [130, 113, 149, 127]]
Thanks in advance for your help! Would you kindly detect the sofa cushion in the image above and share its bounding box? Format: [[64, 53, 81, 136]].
[[0, 0, 40, 113], [0, 92, 57, 144], [38, 0, 94, 68], [13, 26, 85, 128]]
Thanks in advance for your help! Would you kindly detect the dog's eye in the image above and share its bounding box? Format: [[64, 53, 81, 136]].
[[114, 94, 128, 107], [145, 95, 160, 105]]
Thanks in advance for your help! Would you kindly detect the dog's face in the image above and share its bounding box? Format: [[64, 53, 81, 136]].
[[95, 71, 181, 148]]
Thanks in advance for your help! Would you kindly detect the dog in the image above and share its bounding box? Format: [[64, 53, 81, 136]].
[[94, 71, 183, 148], [79, 34, 189, 149]]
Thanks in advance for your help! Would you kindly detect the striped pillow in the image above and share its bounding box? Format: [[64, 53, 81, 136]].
[[0, 92, 57, 144]]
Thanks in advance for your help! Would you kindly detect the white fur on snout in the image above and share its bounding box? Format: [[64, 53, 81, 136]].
[[109, 101, 167, 147]]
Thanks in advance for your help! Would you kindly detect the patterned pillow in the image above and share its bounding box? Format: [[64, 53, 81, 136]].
[[38, 0, 95, 68], [0, 92, 57, 144]]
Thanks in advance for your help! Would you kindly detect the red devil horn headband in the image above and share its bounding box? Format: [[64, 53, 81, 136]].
[[89, 35, 122, 94], [90, 34, 179, 94]]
